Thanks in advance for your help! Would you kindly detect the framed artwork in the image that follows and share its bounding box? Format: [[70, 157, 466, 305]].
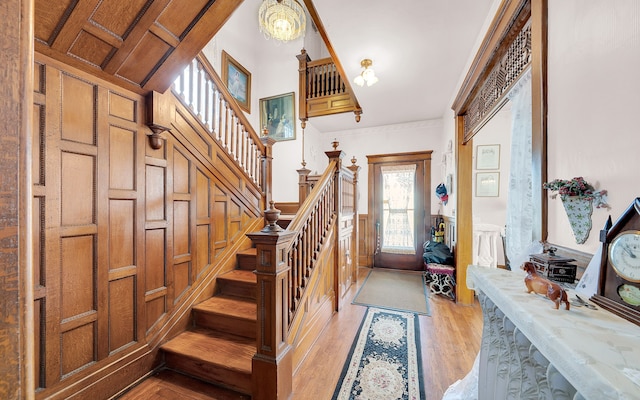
[[476, 144, 500, 170], [221, 50, 251, 113], [259, 92, 296, 141], [476, 172, 500, 197]]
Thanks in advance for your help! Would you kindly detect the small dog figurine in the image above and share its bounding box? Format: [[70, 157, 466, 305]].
[[522, 262, 570, 310]]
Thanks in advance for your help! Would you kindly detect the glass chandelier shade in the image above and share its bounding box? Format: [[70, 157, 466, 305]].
[[258, 0, 307, 42], [353, 59, 378, 87]]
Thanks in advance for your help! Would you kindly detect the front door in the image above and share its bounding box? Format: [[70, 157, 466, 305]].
[[368, 152, 432, 270]]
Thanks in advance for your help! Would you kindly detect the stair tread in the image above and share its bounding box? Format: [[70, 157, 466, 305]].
[[119, 369, 250, 400], [236, 248, 256, 256], [194, 295, 257, 320], [219, 269, 256, 284], [162, 328, 254, 373]]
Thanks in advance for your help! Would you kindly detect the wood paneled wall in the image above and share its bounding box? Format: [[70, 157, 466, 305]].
[[358, 214, 371, 267], [31, 54, 263, 399]]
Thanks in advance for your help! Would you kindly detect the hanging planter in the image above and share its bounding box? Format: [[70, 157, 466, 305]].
[[543, 177, 609, 244], [560, 196, 594, 244]]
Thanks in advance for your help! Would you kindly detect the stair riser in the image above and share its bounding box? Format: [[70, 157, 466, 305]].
[[165, 353, 252, 395], [236, 254, 256, 271], [194, 313, 256, 340], [219, 280, 257, 300]]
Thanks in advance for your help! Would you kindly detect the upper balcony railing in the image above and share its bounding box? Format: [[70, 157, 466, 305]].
[[297, 50, 362, 125]]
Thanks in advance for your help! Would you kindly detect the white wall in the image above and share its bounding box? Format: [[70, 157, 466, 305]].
[[472, 103, 512, 228], [318, 120, 446, 215], [547, 0, 640, 253], [202, 2, 316, 204], [443, 0, 640, 256]]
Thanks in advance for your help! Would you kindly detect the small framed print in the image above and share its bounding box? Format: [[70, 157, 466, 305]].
[[476, 172, 500, 197], [222, 50, 251, 113], [476, 144, 500, 170]]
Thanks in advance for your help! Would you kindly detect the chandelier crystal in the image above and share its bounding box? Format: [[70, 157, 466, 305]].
[[258, 0, 307, 42]]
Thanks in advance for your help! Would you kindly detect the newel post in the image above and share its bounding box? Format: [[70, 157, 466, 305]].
[[326, 141, 346, 310], [296, 49, 310, 128], [296, 166, 311, 204], [248, 203, 296, 400], [260, 133, 276, 207]]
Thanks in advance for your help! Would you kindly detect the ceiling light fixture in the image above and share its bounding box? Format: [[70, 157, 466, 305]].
[[353, 59, 379, 87], [258, 0, 307, 42]]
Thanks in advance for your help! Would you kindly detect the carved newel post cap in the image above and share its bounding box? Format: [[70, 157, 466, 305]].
[[262, 200, 283, 232], [332, 138, 339, 150], [351, 156, 357, 165]]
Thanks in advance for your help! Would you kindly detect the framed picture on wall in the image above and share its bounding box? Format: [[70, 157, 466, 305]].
[[221, 50, 251, 113], [476, 172, 500, 197], [476, 144, 500, 170], [259, 92, 296, 141]]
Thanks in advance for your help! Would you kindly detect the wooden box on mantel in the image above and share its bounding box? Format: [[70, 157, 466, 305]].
[[529, 253, 577, 283]]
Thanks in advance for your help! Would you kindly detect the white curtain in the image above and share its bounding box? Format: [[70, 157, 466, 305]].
[[505, 69, 534, 267]]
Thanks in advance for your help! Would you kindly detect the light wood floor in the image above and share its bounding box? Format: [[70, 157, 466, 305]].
[[120, 266, 483, 399], [292, 266, 483, 400]]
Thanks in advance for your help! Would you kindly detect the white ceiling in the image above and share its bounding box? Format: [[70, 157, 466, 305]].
[[231, 0, 497, 133], [309, 0, 496, 132]]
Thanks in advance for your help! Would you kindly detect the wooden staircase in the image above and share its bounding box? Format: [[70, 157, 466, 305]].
[[158, 248, 258, 397]]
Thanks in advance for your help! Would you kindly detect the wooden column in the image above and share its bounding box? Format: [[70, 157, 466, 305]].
[[248, 216, 296, 400], [347, 156, 361, 284], [455, 116, 475, 305], [0, 0, 35, 397], [531, 0, 548, 241], [296, 50, 310, 128]]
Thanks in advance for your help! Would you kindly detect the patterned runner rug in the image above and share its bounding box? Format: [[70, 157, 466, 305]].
[[332, 307, 424, 400]]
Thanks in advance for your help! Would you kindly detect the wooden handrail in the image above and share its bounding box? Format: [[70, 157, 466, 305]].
[[248, 149, 359, 399], [172, 53, 266, 189], [285, 160, 338, 323]]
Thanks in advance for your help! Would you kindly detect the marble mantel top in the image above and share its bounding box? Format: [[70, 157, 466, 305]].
[[467, 266, 640, 400]]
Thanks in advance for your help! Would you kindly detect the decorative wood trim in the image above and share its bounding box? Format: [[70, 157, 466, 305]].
[[452, 0, 548, 305], [462, 21, 531, 141], [452, 0, 529, 113]]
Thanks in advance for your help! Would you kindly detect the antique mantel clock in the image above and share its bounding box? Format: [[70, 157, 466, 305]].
[[591, 198, 640, 326]]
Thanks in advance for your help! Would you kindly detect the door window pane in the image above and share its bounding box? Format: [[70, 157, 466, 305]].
[[381, 164, 416, 255]]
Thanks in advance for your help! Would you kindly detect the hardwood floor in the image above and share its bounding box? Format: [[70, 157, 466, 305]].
[[118, 266, 483, 399], [292, 266, 482, 400]]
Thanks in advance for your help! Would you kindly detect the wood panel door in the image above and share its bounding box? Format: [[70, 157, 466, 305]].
[[367, 152, 432, 271]]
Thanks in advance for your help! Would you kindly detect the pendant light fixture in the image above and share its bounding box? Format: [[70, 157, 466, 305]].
[[353, 59, 379, 87]]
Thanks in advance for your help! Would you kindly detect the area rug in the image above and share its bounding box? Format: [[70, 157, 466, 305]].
[[352, 269, 430, 315], [332, 307, 424, 400]]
